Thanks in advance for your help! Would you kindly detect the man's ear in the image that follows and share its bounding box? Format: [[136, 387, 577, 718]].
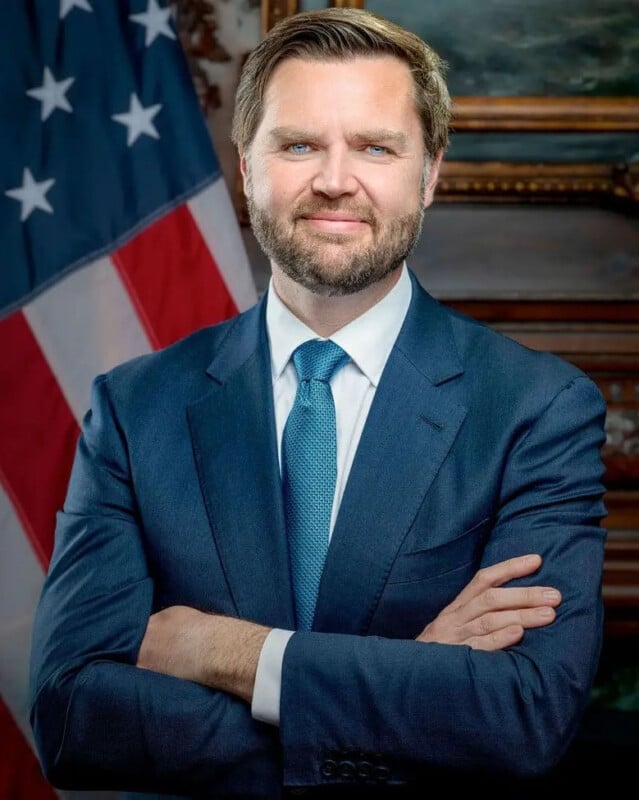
[[423, 149, 444, 209]]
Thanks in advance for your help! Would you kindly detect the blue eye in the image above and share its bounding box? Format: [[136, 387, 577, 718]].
[[288, 143, 311, 154], [367, 145, 388, 156]]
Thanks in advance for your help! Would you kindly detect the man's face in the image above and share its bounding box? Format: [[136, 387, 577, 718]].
[[241, 56, 441, 296]]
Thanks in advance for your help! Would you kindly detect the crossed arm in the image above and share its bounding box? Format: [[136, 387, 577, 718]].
[[136, 553, 562, 704]]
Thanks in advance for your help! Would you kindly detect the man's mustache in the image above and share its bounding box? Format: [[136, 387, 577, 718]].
[[293, 200, 376, 227]]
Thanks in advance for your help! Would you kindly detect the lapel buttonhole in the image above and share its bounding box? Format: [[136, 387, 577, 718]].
[[420, 413, 443, 431]]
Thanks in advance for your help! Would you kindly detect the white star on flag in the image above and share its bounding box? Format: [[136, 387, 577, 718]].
[[130, 0, 176, 47], [112, 93, 162, 146], [26, 68, 75, 121], [59, 0, 93, 19], [5, 168, 56, 222]]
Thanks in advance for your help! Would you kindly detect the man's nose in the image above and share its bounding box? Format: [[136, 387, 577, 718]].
[[311, 149, 358, 197]]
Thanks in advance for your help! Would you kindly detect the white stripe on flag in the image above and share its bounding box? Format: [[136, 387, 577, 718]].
[[24, 256, 153, 424], [188, 178, 258, 312], [0, 486, 129, 800], [0, 483, 45, 750]]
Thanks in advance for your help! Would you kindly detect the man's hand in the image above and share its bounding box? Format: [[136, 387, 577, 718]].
[[137, 606, 271, 703], [416, 554, 561, 650]]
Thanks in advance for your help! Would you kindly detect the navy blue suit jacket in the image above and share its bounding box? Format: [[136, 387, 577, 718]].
[[29, 272, 607, 798]]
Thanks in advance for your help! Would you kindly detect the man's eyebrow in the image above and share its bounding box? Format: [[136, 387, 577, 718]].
[[268, 127, 314, 142], [349, 129, 408, 147], [267, 127, 409, 148]]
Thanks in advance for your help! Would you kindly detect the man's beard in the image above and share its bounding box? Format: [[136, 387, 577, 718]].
[[245, 192, 425, 297]]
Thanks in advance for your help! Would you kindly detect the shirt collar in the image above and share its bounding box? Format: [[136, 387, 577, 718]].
[[265, 264, 412, 387]]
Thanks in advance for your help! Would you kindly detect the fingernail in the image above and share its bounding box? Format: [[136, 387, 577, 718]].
[[543, 589, 561, 601], [539, 607, 555, 618]]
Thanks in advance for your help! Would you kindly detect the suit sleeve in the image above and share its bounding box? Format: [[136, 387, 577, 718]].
[[28, 375, 281, 798], [279, 375, 608, 787]]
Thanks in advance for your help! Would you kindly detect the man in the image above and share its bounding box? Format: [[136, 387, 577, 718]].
[[29, 8, 608, 798]]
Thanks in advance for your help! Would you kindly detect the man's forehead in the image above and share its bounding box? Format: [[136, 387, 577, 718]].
[[264, 54, 414, 93], [260, 56, 417, 120]]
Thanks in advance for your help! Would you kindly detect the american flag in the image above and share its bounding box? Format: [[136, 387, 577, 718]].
[[0, 1, 257, 797]]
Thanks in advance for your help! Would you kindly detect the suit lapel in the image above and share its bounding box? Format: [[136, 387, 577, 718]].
[[313, 278, 468, 634], [187, 298, 295, 629]]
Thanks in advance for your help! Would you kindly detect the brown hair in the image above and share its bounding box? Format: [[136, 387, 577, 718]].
[[232, 7, 451, 160]]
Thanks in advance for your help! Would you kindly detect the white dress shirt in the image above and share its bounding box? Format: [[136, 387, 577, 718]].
[[251, 265, 413, 725]]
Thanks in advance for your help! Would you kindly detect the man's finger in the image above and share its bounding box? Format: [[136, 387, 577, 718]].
[[462, 606, 557, 641], [471, 586, 561, 617], [446, 553, 543, 610], [465, 624, 525, 652]]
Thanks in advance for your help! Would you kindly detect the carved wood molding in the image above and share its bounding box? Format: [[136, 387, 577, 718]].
[[491, 324, 639, 356], [484, 324, 639, 376], [600, 380, 639, 409], [603, 494, 639, 637], [604, 408, 639, 488], [447, 302, 639, 323], [452, 97, 639, 132], [437, 162, 639, 205], [607, 491, 639, 530]]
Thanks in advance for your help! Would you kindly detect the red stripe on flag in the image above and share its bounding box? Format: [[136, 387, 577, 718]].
[[0, 695, 57, 800], [0, 311, 80, 568], [113, 203, 239, 350]]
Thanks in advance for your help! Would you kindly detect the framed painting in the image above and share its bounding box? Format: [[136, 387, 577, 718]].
[[261, 0, 639, 206]]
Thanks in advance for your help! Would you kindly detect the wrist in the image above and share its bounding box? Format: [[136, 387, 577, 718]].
[[201, 615, 272, 703]]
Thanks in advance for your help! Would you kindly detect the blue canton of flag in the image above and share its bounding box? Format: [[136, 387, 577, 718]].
[[1, 0, 223, 314]]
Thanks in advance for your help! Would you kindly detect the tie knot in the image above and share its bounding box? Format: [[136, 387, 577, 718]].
[[292, 339, 349, 383]]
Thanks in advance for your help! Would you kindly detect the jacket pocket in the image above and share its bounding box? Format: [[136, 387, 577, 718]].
[[386, 517, 492, 585]]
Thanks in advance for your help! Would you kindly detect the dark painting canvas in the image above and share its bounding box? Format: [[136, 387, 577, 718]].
[[367, 0, 638, 96]]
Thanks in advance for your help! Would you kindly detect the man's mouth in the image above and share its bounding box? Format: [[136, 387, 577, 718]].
[[298, 212, 371, 233]]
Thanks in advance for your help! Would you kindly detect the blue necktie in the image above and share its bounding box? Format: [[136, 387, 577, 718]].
[[282, 339, 350, 630]]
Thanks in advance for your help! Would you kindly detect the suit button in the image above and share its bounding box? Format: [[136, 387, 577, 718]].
[[338, 760, 356, 778], [373, 764, 391, 781], [321, 759, 337, 778], [357, 760, 373, 779]]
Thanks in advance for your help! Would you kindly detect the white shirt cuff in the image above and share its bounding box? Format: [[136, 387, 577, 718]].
[[251, 628, 295, 726]]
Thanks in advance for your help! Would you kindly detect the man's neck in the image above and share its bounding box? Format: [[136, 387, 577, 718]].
[[270, 265, 403, 338]]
